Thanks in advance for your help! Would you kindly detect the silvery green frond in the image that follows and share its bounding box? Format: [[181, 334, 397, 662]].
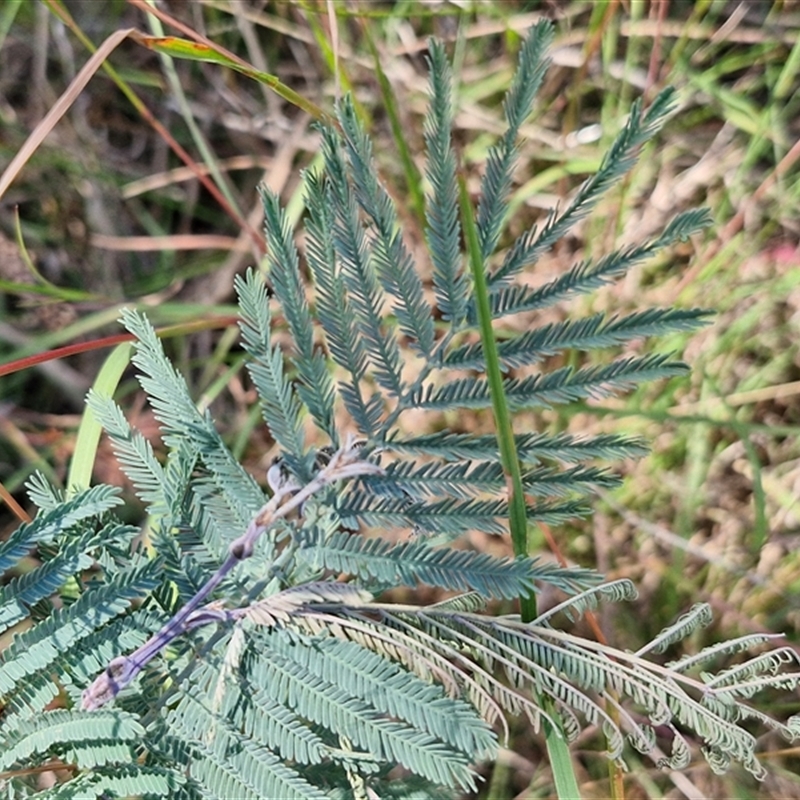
[[407, 457, 594, 496], [339, 494, 509, 535], [521, 559, 604, 596], [0, 523, 125, 637], [0, 484, 122, 574], [369, 459, 507, 499], [244, 640, 479, 791], [486, 208, 713, 320], [0, 558, 161, 702], [19, 763, 184, 799], [668, 633, 785, 673], [289, 591, 794, 778], [338, 96, 436, 357], [265, 631, 496, 758], [335, 610, 630, 751], [702, 647, 800, 692], [363, 459, 617, 501], [0, 708, 142, 772], [424, 39, 466, 325], [476, 21, 552, 260], [304, 168, 377, 437], [296, 529, 567, 598], [259, 187, 337, 443], [446, 308, 710, 371], [635, 602, 714, 656], [24, 471, 63, 512], [429, 592, 489, 613], [86, 390, 170, 515], [119, 308, 207, 447], [339, 494, 587, 537], [320, 123, 404, 399], [522, 463, 621, 496], [120, 308, 266, 514], [533, 578, 639, 625], [223, 674, 330, 767], [360, 605, 796, 777], [184, 473, 258, 559], [235, 268, 307, 477], [386, 429, 649, 463], [704, 705, 797, 775], [242, 582, 372, 627], [166, 687, 331, 800], [415, 353, 687, 410], [86, 392, 248, 565], [488, 87, 682, 287]]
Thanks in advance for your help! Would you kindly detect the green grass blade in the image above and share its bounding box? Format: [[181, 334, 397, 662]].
[[548, 722, 583, 798], [145, 15, 243, 222], [460, 174, 582, 799], [66, 342, 133, 496], [458, 177, 528, 597]]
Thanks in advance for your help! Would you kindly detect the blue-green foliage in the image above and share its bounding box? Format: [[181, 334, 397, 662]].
[[2, 20, 797, 800], [237, 264, 308, 480], [424, 40, 466, 327], [477, 24, 552, 262], [259, 187, 337, 446]]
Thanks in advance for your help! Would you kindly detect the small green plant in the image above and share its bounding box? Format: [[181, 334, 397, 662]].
[[1, 22, 798, 799]]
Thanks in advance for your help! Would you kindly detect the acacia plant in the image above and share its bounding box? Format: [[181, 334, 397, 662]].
[[1, 22, 799, 799]]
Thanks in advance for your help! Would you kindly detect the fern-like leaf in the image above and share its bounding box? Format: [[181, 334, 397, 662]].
[[167, 689, 331, 800], [0, 485, 122, 574], [488, 87, 684, 287], [476, 21, 553, 260], [446, 308, 710, 371], [0, 557, 161, 701], [338, 96, 436, 357], [85, 390, 170, 515], [424, 39, 467, 326], [297, 529, 594, 599], [248, 643, 479, 791], [321, 123, 405, 399], [0, 708, 142, 771], [304, 169, 381, 437], [236, 267, 307, 477], [120, 308, 266, 517], [25, 472, 64, 512], [635, 602, 714, 656], [386, 429, 649, 463], [416, 353, 687, 410], [0, 523, 132, 637], [485, 208, 713, 321], [259, 187, 337, 443], [266, 630, 496, 758]]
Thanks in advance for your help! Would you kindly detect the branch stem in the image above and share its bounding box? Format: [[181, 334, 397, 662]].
[[81, 439, 382, 710]]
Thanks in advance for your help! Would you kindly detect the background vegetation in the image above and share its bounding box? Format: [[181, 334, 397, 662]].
[[1, 1, 799, 797]]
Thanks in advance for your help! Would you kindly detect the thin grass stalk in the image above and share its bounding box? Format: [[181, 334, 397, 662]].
[[144, 5, 243, 221], [299, 0, 356, 105], [458, 177, 581, 798], [457, 177, 529, 602], [361, 22, 426, 224]]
